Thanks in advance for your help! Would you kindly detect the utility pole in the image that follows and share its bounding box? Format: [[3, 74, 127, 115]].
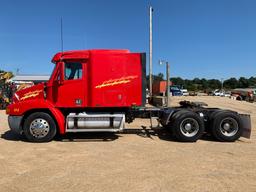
[[149, 6, 153, 96], [166, 62, 170, 107], [159, 60, 170, 107], [16, 68, 20, 75], [221, 78, 224, 91]]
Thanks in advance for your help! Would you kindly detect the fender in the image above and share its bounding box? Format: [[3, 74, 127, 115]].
[[49, 107, 65, 134], [7, 99, 66, 134]]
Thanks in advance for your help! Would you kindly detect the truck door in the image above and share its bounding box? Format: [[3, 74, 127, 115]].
[[53, 61, 86, 108]]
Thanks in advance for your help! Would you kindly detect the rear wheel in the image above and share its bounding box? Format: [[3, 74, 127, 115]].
[[23, 112, 57, 142], [170, 111, 205, 142], [210, 111, 242, 142]]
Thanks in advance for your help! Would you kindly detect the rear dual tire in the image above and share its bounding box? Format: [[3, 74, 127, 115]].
[[209, 111, 242, 142], [168, 111, 205, 142]]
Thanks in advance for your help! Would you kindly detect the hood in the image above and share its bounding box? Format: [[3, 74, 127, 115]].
[[13, 83, 45, 103]]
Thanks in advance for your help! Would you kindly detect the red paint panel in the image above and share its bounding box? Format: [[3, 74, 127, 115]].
[[88, 52, 143, 107], [7, 99, 66, 134]]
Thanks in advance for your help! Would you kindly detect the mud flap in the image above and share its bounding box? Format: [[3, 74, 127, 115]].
[[239, 114, 252, 139]]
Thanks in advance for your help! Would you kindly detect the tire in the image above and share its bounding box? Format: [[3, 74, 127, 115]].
[[206, 110, 224, 133], [170, 111, 205, 142], [162, 110, 188, 128], [23, 112, 57, 142], [210, 111, 242, 142]]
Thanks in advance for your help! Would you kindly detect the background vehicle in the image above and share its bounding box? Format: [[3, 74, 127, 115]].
[[231, 88, 256, 102], [181, 88, 189, 96], [6, 50, 251, 143], [213, 89, 221, 96], [176, 85, 189, 96], [170, 86, 182, 96]]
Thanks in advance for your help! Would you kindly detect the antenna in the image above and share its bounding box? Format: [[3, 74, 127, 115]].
[[16, 68, 20, 75], [149, 6, 153, 96], [60, 17, 64, 53]]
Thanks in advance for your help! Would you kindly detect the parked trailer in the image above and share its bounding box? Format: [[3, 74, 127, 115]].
[[6, 50, 251, 142], [152, 80, 172, 95], [231, 88, 256, 102]]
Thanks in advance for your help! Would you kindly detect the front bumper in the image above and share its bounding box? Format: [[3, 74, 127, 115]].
[[8, 115, 23, 135]]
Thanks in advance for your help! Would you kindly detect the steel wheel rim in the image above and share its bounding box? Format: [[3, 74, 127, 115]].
[[220, 117, 238, 137], [180, 118, 200, 137], [29, 118, 50, 138]]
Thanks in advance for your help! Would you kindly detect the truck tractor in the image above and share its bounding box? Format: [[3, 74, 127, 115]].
[[6, 50, 251, 142]]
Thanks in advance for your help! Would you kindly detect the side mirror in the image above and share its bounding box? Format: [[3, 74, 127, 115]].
[[58, 62, 65, 85]]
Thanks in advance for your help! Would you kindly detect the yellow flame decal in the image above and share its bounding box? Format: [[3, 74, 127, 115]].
[[20, 90, 43, 101], [95, 75, 138, 89], [14, 108, 19, 112]]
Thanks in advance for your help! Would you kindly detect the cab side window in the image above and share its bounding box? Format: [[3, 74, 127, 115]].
[[65, 62, 82, 80]]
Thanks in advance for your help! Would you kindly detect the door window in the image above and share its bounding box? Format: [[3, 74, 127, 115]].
[[65, 62, 82, 80]]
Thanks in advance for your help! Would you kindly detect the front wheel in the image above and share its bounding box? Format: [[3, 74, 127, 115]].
[[170, 111, 205, 142], [23, 112, 57, 142]]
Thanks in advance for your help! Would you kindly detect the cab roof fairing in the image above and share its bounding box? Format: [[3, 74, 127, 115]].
[[51, 49, 130, 63]]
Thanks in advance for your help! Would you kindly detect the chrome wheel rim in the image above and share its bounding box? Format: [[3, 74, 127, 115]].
[[180, 118, 200, 137], [29, 118, 50, 138], [220, 117, 238, 137]]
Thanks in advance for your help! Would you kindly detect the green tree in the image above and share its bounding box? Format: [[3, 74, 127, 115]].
[[170, 77, 184, 87], [223, 78, 238, 89], [192, 78, 201, 85], [146, 73, 164, 88], [201, 78, 209, 90], [154, 73, 164, 81], [248, 76, 256, 87], [208, 79, 221, 90], [146, 74, 256, 91], [238, 77, 249, 88]]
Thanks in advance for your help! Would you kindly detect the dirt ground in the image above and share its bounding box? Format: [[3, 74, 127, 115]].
[[0, 96, 255, 192]]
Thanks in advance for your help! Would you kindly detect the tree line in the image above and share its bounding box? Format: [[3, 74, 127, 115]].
[[148, 73, 256, 91]]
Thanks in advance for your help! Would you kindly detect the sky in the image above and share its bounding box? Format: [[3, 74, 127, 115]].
[[0, 0, 255, 79]]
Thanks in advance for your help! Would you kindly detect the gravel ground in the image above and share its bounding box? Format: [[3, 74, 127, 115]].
[[0, 96, 255, 192]]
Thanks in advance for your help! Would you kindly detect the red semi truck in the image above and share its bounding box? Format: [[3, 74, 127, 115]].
[[6, 49, 251, 142]]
